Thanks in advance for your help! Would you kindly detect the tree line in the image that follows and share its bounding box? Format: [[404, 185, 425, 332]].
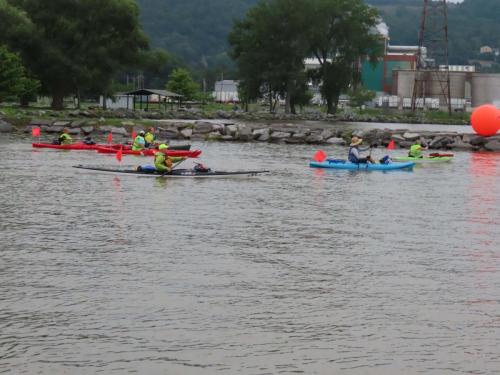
[[229, 0, 382, 114], [0, 0, 209, 109], [135, 0, 500, 71]]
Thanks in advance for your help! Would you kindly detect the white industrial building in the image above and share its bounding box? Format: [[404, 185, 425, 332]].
[[391, 70, 500, 110], [213, 80, 239, 103]]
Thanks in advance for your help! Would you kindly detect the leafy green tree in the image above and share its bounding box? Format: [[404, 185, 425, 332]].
[[347, 87, 376, 108], [229, 0, 310, 114], [305, 0, 382, 113], [0, 45, 25, 100], [166, 68, 200, 101], [18, 76, 41, 107], [1, 0, 149, 109], [0, 45, 40, 104]]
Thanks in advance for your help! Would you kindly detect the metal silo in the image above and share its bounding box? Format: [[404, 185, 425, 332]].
[[471, 73, 500, 107]]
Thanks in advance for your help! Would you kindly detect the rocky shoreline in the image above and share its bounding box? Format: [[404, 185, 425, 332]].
[[0, 116, 496, 152]]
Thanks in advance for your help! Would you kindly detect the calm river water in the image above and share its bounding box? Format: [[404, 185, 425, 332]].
[[1, 131, 500, 374]]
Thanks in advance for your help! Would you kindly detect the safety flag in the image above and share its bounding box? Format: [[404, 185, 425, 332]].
[[131, 130, 137, 140], [387, 139, 395, 150], [116, 146, 123, 162], [313, 149, 327, 162], [107, 132, 113, 144], [32, 127, 41, 137]]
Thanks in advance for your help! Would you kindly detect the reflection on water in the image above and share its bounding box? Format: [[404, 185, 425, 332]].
[[467, 152, 500, 239], [1, 137, 500, 374]]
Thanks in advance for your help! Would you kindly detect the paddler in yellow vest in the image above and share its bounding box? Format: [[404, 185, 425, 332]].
[[132, 130, 146, 151], [154, 144, 184, 173], [58, 128, 73, 145], [144, 127, 156, 148], [408, 140, 428, 158]]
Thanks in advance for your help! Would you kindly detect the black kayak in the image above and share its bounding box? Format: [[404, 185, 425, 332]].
[[73, 165, 270, 178], [164, 144, 191, 151]]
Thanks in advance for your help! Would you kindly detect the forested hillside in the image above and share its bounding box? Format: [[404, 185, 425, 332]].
[[371, 0, 500, 63], [137, 0, 256, 68], [137, 0, 500, 67]]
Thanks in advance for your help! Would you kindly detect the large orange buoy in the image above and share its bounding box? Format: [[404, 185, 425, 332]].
[[471, 105, 500, 136]]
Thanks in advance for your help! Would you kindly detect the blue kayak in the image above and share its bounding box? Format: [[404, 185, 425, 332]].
[[310, 159, 415, 171]]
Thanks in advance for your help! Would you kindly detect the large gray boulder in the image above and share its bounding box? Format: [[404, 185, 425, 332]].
[[99, 126, 128, 136], [484, 140, 500, 151], [402, 132, 421, 141], [237, 124, 252, 141], [305, 133, 324, 144], [193, 121, 213, 134], [158, 128, 179, 139], [226, 124, 238, 137], [253, 128, 270, 141], [43, 125, 63, 133], [180, 128, 193, 139], [465, 135, 488, 146], [67, 128, 80, 135], [211, 123, 225, 133], [320, 129, 335, 140], [285, 133, 307, 144], [206, 131, 223, 141], [70, 120, 86, 128], [53, 121, 71, 127], [270, 131, 292, 142], [0, 119, 13, 132], [220, 135, 234, 141], [326, 137, 346, 146]]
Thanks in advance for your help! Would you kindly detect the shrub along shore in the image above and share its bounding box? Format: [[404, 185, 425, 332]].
[[1, 108, 498, 152]]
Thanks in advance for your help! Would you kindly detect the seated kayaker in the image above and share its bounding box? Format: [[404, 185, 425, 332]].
[[57, 128, 73, 145], [348, 136, 375, 164], [132, 130, 146, 151], [83, 136, 95, 145], [408, 140, 428, 158], [144, 127, 156, 148], [154, 144, 184, 173]]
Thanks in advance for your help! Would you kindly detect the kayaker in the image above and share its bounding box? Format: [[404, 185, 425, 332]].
[[132, 130, 146, 151], [83, 136, 95, 145], [408, 140, 428, 158], [144, 127, 156, 148], [57, 128, 73, 145], [348, 136, 375, 164], [154, 144, 184, 173]]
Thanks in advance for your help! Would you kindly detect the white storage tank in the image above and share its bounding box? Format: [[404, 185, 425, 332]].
[[471, 73, 500, 107]]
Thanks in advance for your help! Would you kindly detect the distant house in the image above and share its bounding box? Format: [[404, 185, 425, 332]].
[[213, 80, 239, 103], [480, 46, 493, 54]]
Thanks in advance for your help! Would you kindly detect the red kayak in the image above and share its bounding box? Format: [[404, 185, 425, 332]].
[[102, 144, 191, 151], [33, 142, 100, 150], [95, 147, 201, 158]]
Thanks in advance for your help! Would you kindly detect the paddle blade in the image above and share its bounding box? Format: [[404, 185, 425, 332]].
[[116, 146, 123, 162], [387, 139, 395, 150], [107, 132, 113, 144], [131, 130, 137, 140], [313, 150, 327, 162], [31, 127, 41, 137]]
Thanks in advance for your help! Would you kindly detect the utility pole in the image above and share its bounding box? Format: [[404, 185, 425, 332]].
[[411, 0, 452, 114]]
